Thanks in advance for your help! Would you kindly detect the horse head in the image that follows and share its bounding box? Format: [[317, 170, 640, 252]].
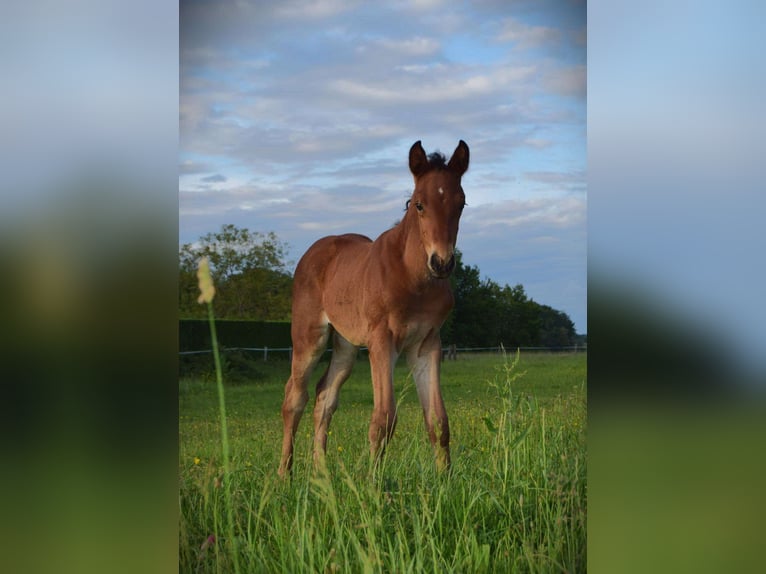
[[408, 140, 469, 279]]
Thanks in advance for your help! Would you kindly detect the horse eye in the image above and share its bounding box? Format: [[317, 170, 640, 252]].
[[415, 202, 424, 212]]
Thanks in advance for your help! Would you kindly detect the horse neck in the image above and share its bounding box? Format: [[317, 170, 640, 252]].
[[383, 208, 430, 288]]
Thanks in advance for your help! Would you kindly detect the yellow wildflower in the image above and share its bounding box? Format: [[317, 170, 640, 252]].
[[196, 257, 216, 304], [194, 456, 201, 465]]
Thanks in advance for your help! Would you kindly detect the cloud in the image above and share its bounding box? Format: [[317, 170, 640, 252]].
[[329, 64, 537, 107], [330, 78, 447, 104], [406, 0, 445, 10], [523, 138, 553, 149], [180, 2, 582, 172], [179, 0, 586, 330], [458, 195, 587, 330], [275, 0, 360, 20], [465, 196, 586, 231], [363, 36, 441, 56], [179, 159, 211, 175], [524, 170, 586, 191], [497, 18, 561, 48], [543, 64, 586, 97], [201, 174, 227, 183]]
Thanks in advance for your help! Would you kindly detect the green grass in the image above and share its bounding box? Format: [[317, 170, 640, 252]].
[[179, 351, 586, 573]]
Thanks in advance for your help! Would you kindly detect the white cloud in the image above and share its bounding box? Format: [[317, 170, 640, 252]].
[[369, 36, 441, 56], [466, 196, 586, 231], [276, 0, 359, 20], [456, 194, 586, 330], [543, 64, 586, 96], [524, 170, 586, 187], [408, 0, 444, 9], [179, 0, 586, 329], [523, 138, 553, 149], [179, 159, 211, 175], [329, 65, 535, 105], [497, 18, 561, 48]]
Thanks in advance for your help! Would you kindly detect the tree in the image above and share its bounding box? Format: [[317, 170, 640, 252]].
[[445, 251, 504, 347], [179, 224, 293, 320], [178, 227, 577, 345], [444, 250, 576, 349], [179, 224, 289, 280]]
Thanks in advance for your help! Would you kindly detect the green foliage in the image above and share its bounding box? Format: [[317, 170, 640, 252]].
[[179, 353, 587, 573], [179, 320, 294, 380], [179, 227, 579, 345], [179, 224, 293, 320], [179, 320, 292, 352], [180, 224, 290, 279], [444, 251, 577, 348]]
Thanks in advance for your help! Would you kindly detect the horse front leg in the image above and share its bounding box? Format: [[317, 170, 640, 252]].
[[367, 335, 399, 465], [408, 330, 451, 472]]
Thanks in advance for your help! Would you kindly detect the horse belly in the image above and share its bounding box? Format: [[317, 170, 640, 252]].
[[320, 240, 372, 347], [323, 292, 368, 347], [393, 313, 441, 353]]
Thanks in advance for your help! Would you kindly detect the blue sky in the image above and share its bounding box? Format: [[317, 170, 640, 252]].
[[180, 0, 586, 333]]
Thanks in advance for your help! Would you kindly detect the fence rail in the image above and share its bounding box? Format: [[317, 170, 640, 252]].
[[179, 345, 586, 361]]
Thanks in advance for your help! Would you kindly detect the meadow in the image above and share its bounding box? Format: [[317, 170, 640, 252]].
[[179, 350, 586, 573]]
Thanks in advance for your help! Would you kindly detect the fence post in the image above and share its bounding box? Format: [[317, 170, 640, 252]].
[[264, 346, 268, 362]]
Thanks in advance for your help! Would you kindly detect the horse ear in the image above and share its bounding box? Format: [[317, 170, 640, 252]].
[[409, 140, 429, 179], [448, 140, 470, 177]]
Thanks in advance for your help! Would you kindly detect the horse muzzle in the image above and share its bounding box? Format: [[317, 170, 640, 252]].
[[428, 252, 456, 278]]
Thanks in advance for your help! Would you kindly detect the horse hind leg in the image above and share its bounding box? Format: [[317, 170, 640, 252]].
[[312, 332, 358, 468], [278, 319, 331, 478]]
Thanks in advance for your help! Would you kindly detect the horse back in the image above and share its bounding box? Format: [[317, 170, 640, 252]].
[[294, 234, 372, 282]]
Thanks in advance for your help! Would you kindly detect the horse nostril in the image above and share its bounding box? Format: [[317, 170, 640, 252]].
[[445, 254, 455, 273], [429, 253, 455, 276]]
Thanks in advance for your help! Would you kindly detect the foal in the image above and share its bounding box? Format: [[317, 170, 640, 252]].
[[278, 140, 469, 477]]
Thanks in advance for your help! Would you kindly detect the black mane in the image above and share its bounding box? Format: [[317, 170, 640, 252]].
[[403, 150, 451, 211], [427, 151, 447, 169], [404, 151, 450, 212]]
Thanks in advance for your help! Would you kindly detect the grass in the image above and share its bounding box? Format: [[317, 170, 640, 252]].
[[179, 350, 586, 573]]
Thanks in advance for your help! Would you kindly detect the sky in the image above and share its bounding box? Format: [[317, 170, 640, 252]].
[[588, 0, 766, 377], [180, 0, 587, 334]]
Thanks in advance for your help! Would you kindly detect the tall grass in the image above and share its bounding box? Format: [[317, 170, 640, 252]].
[[195, 257, 241, 574], [179, 351, 586, 573]]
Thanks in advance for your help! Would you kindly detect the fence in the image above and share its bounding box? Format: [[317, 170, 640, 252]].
[[179, 344, 586, 361], [178, 319, 292, 353], [179, 346, 294, 361]]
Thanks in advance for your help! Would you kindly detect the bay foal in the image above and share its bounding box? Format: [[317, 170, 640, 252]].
[[278, 140, 469, 477]]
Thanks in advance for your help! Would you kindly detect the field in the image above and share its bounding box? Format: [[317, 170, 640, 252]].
[[179, 350, 587, 573]]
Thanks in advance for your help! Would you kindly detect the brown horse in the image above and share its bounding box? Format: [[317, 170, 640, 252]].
[[278, 140, 469, 477]]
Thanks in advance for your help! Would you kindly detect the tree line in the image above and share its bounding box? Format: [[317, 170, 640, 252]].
[[442, 252, 577, 348], [179, 225, 578, 348], [179, 224, 293, 321]]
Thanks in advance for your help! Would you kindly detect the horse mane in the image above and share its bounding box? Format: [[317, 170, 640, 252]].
[[403, 152, 450, 212], [427, 151, 447, 170]]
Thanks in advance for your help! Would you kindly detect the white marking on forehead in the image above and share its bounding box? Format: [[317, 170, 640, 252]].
[[438, 187, 444, 195]]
